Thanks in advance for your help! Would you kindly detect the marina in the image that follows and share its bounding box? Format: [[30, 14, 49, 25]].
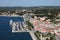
[[10, 20, 27, 32], [0, 16, 32, 40]]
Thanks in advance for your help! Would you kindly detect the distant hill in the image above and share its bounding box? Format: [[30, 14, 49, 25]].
[[0, 6, 60, 10]]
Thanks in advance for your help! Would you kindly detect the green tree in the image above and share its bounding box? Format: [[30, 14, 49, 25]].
[[26, 21, 34, 29]]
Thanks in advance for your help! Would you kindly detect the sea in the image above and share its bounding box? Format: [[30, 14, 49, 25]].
[[0, 16, 32, 40]]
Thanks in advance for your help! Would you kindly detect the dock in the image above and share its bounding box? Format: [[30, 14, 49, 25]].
[[10, 20, 27, 32]]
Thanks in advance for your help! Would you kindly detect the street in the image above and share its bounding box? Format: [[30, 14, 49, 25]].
[[56, 35, 60, 40]]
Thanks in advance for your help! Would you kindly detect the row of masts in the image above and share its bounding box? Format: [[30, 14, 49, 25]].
[[10, 20, 26, 32]]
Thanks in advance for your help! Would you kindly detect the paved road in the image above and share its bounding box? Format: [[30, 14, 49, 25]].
[[26, 29, 37, 40], [56, 35, 60, 40]]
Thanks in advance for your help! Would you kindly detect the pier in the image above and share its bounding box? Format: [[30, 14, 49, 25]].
[[10, 20, 26, 32]]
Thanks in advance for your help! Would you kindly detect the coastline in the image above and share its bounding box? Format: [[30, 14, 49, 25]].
[[0, 15, 37, 40], [0, 15, 23, 17]]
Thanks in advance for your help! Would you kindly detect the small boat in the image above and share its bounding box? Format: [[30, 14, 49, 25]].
[[10, 20, 13, 25]]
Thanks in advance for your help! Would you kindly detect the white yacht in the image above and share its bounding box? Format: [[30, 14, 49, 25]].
[[10, 20, 13, 25]]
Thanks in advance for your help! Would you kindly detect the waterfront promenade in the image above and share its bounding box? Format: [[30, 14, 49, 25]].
[[26, 29, 37, 40]]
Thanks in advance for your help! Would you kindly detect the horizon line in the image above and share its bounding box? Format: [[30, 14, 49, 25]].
[[0, 6, 60, 7]]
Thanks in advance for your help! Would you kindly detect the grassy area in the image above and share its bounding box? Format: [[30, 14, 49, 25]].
[[49, 33, 56, 40], [42, 34, 49, 37], [26, 20, 34, 30], [34, 31, 41, 40]]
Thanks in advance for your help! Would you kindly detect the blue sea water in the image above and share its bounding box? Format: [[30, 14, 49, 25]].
[[0, 16, 32, 40]]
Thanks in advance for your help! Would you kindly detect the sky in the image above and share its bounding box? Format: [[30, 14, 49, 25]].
[[0, 0, 60, 7]]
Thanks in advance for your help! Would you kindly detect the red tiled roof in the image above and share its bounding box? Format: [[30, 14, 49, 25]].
[[57, 32, 60, 33], [33, 21, 38, 26], [56, 26, 60, 28], [34, 27, 41, 30], [56, 32, 60, 35]]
